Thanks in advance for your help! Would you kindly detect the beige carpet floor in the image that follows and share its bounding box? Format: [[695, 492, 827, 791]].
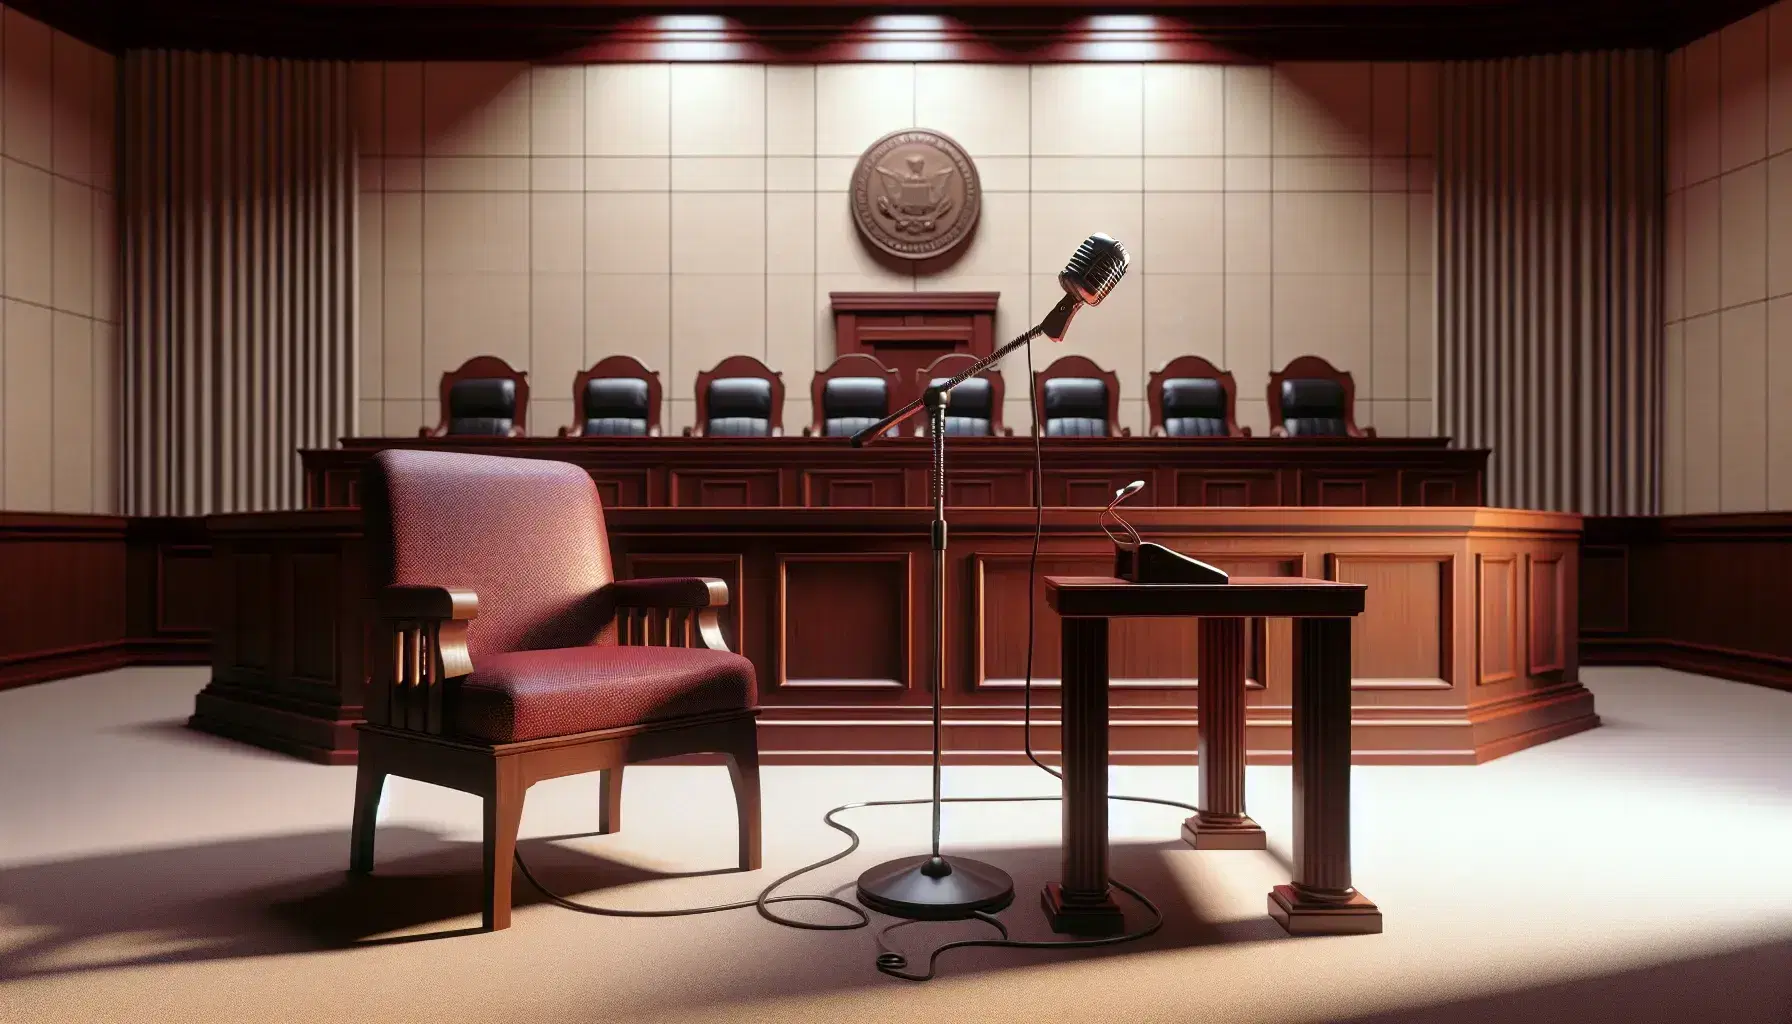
[[1, 665, 1789, 1024]]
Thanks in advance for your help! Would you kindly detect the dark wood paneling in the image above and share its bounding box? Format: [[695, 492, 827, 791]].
[[80, 1, 1776, 62], [776, 553, 912, 692], [1580, 513, 1792, 693], [307, 436, 1489, 513], [196, 505, 1591, 766], [0, 514, 210, 692]]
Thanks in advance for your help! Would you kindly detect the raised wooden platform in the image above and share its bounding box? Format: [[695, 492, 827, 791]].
[[302, 436, 1489, 511], [193, 505, 1593, 766]]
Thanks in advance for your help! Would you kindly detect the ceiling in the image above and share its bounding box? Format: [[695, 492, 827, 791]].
[[16, 0, 1773, 61]]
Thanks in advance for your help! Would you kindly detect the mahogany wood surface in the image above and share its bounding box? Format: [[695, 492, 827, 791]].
[[1580, 512, 1792, 693], [51, 1, 1771, 62], [302, 435, 1489, 511], [191, 505, 1593, 766], [1044, 575, 1379, 936], [830, 292, 998, 395], [0, 514, 210, 692]]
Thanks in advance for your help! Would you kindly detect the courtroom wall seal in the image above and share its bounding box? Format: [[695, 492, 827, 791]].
[[849, 128, 981, 260]]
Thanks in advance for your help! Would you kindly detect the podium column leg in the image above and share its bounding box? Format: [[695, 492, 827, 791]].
[[1183, 617, 1266, 850], [1270, 616, 1382, 935], [1043, 615, 1124, 935]]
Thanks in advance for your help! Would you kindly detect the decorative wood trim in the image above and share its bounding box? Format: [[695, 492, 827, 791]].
[[1526, 552, 1566, 676], [1475, 554, 1520, 686], [1323, 551, 1455, 690], [774, 552, 913, 691], [829, 292, 999, 314], [1579, 512, 1792, 693]]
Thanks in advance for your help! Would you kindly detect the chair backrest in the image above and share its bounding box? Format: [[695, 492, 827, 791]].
[[1279, 378, 1348, 436], [929, 376, 994, 436], [707, 378, 775, 436], [448, 379, 518, 436], [1161, 378, 1228, 437], [582, 377, 650, 436], [1042, 377, 1110, 437], [821, 376, 889, 437], [361, 450, 614, 661]]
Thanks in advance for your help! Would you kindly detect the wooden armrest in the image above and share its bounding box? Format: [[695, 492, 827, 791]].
[[1150, 425, 1166, 438], [606, 577, 728, 609], [682, 426, 695, 437], [379, 584, 478, 621], [1362, 426, 1378, 438], [1270, 425, 1290, 438], [1239, 425, 1254, 438]]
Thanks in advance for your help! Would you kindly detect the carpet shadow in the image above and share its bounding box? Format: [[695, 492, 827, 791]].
[[1337, 937, 1792, 1024], [0, 825, 739, 981]]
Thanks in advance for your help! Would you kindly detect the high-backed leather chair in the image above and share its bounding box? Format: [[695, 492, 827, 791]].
[[913, 352, 1010, 437], [805, 353, 899, 437], [350, 450, 761, 931], [1033, 355, 1128, 438], [1148, 355, 1248, 437], [422, 356, 530, 438], [560, 356, 662, 438], [1268, 355, 1375, 438], [685, 356, 784, 438]]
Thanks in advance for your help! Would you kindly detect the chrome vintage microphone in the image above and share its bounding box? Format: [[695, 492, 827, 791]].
[[849, 234, 1132, 922]]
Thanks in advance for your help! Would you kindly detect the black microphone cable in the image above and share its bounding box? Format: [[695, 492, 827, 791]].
[[510, 336, 1199, 981]]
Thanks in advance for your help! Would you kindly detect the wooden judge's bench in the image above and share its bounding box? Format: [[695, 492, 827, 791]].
[[201, 449, 1595, 769]]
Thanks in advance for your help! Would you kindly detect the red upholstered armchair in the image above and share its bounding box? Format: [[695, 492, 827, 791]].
[[349, 449, 761, 931]]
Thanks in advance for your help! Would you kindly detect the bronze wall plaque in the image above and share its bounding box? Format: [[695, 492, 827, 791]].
[[849, 128, 981, 261]]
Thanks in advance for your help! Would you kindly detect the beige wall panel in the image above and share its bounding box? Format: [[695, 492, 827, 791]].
[[1271, 191, 1371, 274], [766, 66, 816, 157], [586, 64, 670, 157], [1719, 302, 1769, 511], [4, 160, 53, 306], [1142, 273, 1224, 373], [1143, 64, 1225, 157], [3, 300, 53, 509], [50, 33, 94, 183], [50, 312, 93, 513], [1664, 319, 1686, 514], [531, 272, 585, 400], [1272, 63, 1372, 158], [1682, 312, 1723, 512], [1721, 12, 1772, 173], [1225, 273, 1274, 388], [1719, 162, 1769, 309], [815, 64, 914, 157], [1031, 64, 1143, 157], [1143, 193, 1224, 274], [671, 65, 766, 157], [51, 175, 94, 316], [1684, 178, 1724, 318], [530, 65, 585, 157], [3, 10, 52, 169], [1770, 5, 1792, 156], [1769, 295, 1792, 507]]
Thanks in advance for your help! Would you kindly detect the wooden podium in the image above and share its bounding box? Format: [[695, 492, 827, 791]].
[[1043, 576, 1383, 937]]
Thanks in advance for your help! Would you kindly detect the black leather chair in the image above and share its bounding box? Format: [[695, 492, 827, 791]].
[[581, 378, 652, 436], [707, 380, 775, 436], [913, 353, 1010, 437], [450, 379, 519, 436], [422, 356, 530, 438], [818, 378, 887, 436], [1267, 355, 1374, 438], [687, 356, 785, 438], [930, 377, 997, 436], [1161, 380, 1230, 436], [1041, 378, 1111, 437], [805, 354, 900, 438], [1278, 379, 1348, 436]]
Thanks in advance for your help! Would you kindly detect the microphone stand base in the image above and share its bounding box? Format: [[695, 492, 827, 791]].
[[857, 854, 1016, 921]]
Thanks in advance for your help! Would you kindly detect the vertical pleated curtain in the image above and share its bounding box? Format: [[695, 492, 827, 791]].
[[1436, 51, 1663, 515], [120, 51, 357, 516]]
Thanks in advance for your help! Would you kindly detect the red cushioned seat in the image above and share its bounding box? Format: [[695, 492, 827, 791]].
[[452, 645, 756, 744]]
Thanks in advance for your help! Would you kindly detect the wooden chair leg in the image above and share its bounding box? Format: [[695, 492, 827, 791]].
[[349, 761, 387, 874], [724, 732, 762, 872], [597, 767, 624, 835], [482, 758, 526, 932]]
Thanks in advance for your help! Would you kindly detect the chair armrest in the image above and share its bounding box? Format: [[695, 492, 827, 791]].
[[606, 577, 728, 610], [1001, 426, 1015, 437], [379, 584, 479, 621], [1118, 426, 1133, 437], [1270, 425, 1290, 438], [682, 426, 696, 437], [802, 426, 814, 437], [1361, 426, 1379, 438], [1149, 425, 1166, 438], [1239, 425, 1254, 438], [557, 424, 575, 438]]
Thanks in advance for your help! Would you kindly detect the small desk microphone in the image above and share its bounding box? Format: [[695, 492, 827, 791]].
[[1102, 479, 1229, 585]]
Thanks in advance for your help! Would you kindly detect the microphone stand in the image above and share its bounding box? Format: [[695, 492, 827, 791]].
[[847, 304, 1074, 921]]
